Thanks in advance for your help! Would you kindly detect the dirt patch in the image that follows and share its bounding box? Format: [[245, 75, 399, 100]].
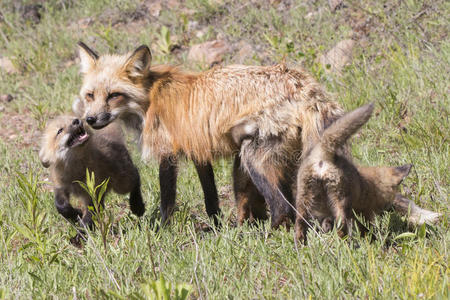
[[0, 108, 40, 151]]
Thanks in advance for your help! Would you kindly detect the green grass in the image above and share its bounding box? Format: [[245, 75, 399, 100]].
[[0, 0, 448, 298]]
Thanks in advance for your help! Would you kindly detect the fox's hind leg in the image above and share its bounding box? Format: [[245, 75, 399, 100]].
[[327, 188, 353, 238], [159, 155, 178, 224], [54, 188, 83, 223], [194, 160, 221, 226], [295, 172, 321, 243], [233, 156, 268, 225], [111, 162, 145, 217], [129, 172, 145, 217]]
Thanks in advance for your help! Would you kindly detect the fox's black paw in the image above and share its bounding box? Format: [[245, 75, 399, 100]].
[[130, 190, 145, 217]]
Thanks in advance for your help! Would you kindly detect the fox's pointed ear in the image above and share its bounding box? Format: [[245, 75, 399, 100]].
[[124, 45, 152, 78], [391, 164, 412, 185], [78, 41, 98, 74]]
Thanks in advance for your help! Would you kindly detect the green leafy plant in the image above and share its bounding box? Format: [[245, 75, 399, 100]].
[[156, 26, 172, 55], [14, 172, 61, 266], [76, 169, 112, 252], [141, 275, 191, 300]]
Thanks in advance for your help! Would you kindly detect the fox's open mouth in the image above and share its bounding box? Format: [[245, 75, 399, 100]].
[[67, 126, 89, 147]]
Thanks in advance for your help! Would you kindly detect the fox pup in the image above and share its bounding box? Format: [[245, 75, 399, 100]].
[[294, 103, 441, 242], [76, 42, 344, 227], [39, 114, 145, 229]]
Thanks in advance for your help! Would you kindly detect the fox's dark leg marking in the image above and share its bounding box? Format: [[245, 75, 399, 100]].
[[54, 188, 83, 223], [159, 155, 178, 224], [129, 171, 145, 217], [194, 160, 221, 226]]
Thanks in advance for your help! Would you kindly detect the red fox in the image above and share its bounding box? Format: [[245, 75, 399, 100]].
[[294, 103, 441, 242], [76, 42, 346, 227], [39, 113, 145, 230]]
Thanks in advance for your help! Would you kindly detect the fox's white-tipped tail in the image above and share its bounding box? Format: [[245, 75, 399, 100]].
[[406, 206, 442, 225], [393, 195, 442, 225]]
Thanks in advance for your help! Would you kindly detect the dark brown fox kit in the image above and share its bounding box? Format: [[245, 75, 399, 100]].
[[39, 114, 145, 228], [294, 103, 441, 242]]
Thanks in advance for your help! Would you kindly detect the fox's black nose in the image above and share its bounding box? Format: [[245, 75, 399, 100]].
[[86, 116, 96, 125], [72, 118, 80, 126]]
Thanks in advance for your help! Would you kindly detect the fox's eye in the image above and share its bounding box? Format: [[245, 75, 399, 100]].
[[107, 92, 122, 101], [56, 128, 63, 136], [86, 93, 94, 101]]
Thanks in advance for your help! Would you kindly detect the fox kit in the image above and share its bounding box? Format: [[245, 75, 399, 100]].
[[294, 103, 441, 242], [76, 42, 344, 227], [39, 114, 145, 229]]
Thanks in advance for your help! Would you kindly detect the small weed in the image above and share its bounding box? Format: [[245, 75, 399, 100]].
[[14, 172, 62, 266], [156, 26, 172, 55], [141, 275, 192, 300], [76, 169, 113, 252]]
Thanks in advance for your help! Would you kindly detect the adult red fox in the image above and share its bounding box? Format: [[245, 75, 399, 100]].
[[77, 43, 437, 229]]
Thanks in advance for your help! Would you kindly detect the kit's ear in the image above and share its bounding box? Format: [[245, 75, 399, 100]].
[[78, 41, 99, 74], [390, 164, 412, 185]]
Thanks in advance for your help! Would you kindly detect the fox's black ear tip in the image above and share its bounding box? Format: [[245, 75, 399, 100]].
[[397, 164, 412, 175], [366, 102, 375, 111], [135, 45, 151, 54]]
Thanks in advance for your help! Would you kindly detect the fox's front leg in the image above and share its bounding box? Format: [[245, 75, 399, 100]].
[[193, 160, 221, 226], [159, 155, 178, 224], [54, 188, 83, 223]]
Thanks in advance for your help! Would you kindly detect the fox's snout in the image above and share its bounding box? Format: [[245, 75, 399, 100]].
[[85, 112, 113, 129], [86, 116, 96, 125], [72, 118, 80, 126]]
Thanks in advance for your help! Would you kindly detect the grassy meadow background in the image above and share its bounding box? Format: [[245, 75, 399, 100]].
[[0, 0, 448, 298]]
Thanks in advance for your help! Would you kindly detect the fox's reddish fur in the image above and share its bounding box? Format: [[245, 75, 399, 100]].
[[77, 44, 345, 226], [142, 64, 343, 163]]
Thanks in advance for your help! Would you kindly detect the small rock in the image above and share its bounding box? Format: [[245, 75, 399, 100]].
[[320, 39, 355, 73], [188, 21, 199, 31], [188, 40, 231, 65], [195, 28, 207, 39], [9, 134, 17, 140], [0, 57, 18, 74], [0, 105, 4, 112], [144, 0, 162, 17], [77, 17, 93, 29], [0, 94, 13, 102], [328, 0, 344, 12], [305, 7, 325, 20]]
